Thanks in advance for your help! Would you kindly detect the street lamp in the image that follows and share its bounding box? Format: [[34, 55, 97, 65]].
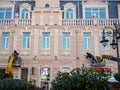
[[100, 23, 120, 72]]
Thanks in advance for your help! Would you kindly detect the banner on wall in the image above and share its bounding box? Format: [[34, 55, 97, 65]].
[[40, 67, 50, 80], [88, 67, 111, 72]]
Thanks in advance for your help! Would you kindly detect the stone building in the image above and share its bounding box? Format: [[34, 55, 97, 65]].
[[0, 0, 120, 89]]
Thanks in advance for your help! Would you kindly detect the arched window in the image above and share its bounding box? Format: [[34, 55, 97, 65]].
[[66, 8, 73, 19], [45, 4, 50, 8], [22, 8, 28, 19]]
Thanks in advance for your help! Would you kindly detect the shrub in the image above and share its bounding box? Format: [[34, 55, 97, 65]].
[[114, 72, 120, 82], [0, 79, 36, 90], [51, 65, 111, 90], [0, 69, 5, 79]]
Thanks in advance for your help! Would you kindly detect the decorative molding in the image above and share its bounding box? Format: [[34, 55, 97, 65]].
[[19, 3, 31, 19], [44, 27, 48, 31], [0, 51, 9, 55], [20, 51, 30, 55], [41, 50, 50, 56], [85, 27, 89, 31], [60, 64, 71, 73], [64, 27, 68, 31], [61, 50, 71, 56], [64, 2, 76, 19], [0, 63, 8, 67]]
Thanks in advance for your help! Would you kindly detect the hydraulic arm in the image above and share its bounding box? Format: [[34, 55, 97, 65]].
[[5, 50, 21, 78], [99, 54, 117, 62], [5, 55, 15, 78]]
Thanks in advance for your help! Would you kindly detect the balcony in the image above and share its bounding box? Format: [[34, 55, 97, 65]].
[[62, 19, 120, 26], [0, 18, 120, 26], [0, 19, 32, 26]]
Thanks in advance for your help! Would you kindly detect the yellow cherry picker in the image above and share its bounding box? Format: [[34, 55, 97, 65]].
[[5, 50, 21, 78]]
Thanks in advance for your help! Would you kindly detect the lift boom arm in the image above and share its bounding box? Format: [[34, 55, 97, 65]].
[[5, 55, 15, 78]]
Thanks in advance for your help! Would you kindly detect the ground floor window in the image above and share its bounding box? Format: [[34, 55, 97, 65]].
[[21, 68, 28, 82], [40, 67, 51, 90]]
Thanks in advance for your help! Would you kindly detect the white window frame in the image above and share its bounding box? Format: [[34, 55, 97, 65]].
[[62, 32, 70, 50], [4, 37, 9, 49], [42, 33, 50, 50], [82, 1, 109, 19], [85, 8, 106, 19], [2, 32, 10, 49], [22, 8, 28, 19], [22, 33, 31, 49], [83, 33, 91, 50], [66, 8, 74, 19], [0, 8, 12, 19], [2, 37, 9, 49]]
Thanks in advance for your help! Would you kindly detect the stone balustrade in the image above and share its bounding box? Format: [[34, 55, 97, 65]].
[[62, 19, 120, 26], [0, 18, 120, 26], [0, 19, 15, 26], [0, 19, 32, 26]]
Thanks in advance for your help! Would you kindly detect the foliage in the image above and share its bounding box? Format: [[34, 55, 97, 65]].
[[51, 65, 111, 90], [0, 79, 36, 90], [0, 69, 6, 80], [114, 72, 120, 82]]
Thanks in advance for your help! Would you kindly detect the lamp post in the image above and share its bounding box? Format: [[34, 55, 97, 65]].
[[100, 23, 120, 72]]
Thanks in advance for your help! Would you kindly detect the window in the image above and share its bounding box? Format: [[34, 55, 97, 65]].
[[2, 32, 10, 49], [22, 8, 28, 19], [45, 4, 49, 8], [66, 8, 73, 19], [21, 68, 28, 82], [85, 8, 106, 19], [42, 32, 50, 50], [62, 32, 70, 50], [22, 32, 30, 49], [84, 33, 91, 49], [0, 8, 12, 19], [102, 33, 109, 50]]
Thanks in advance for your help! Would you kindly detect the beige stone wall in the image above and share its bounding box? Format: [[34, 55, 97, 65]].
[[0, 25, 118, 87], [35, 0, 60, 8], [0, 0, 119, 89]]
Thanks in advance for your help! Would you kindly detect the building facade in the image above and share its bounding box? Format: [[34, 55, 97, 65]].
[[0, 0, 120, 89]]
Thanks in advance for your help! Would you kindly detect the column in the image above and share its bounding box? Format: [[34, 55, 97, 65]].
[[33, 29, 39, 57], [54, 29, 58, 58], [94, 34, 99, 56]]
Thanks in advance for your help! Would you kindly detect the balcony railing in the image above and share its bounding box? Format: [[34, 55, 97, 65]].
[[62, 19, 120, 26], [18, 19, 32, 26], [0, 18, 120, 26], [0, 19, 32, 26], [0, 19, 15, 26], [62, 19, 94, 26]]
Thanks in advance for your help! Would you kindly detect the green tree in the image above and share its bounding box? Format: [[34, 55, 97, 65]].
[[0, 69, 5, 80], [0, 79, 36, 90], [51, 65, 111, 90], [114, 72, 120, 82]]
